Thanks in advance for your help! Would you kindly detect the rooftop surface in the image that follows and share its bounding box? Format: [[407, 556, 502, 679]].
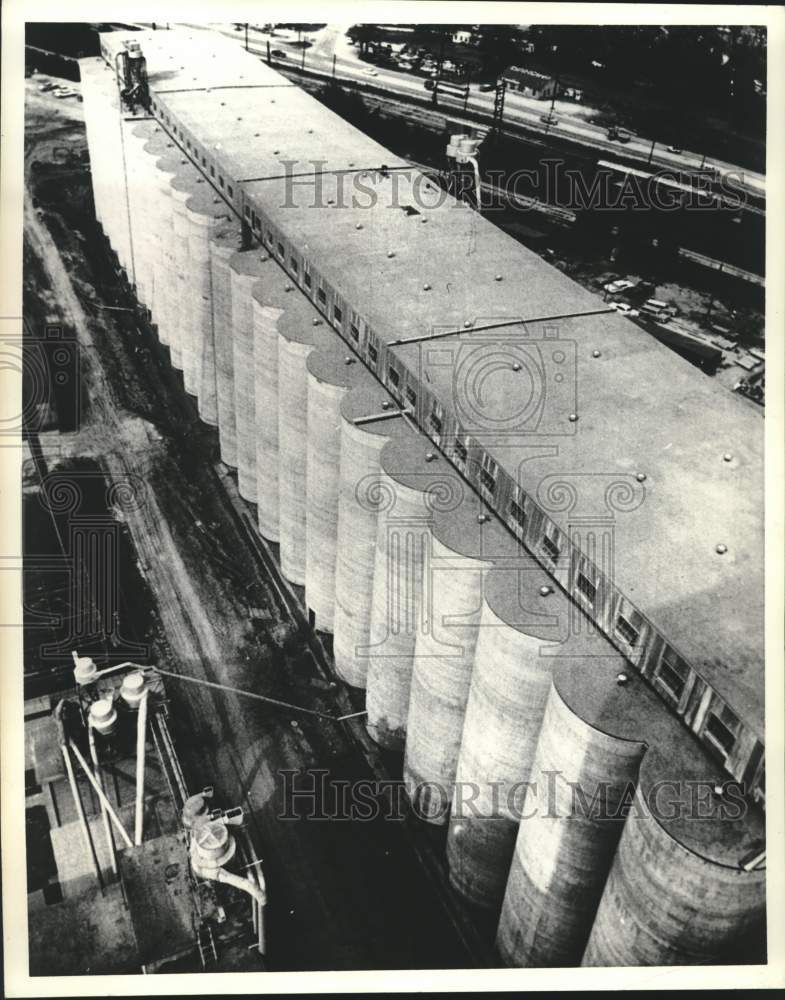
[[97, 30, 764, 743]]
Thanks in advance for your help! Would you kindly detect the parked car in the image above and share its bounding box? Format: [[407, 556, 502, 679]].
[[609, 302, 640, 317], [540, 113, 558, 126], [270, 49, 287, 58], [667, 145, 683, 154], [603, 278, 635, 294], [607, 125, 633, 143], [479, 81, 497, 92]]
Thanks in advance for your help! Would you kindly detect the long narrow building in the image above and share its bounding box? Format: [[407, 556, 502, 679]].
[[78, 27, 766, 968]]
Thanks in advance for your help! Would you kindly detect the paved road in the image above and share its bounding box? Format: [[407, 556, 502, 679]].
[[185, 22, 765, 199]]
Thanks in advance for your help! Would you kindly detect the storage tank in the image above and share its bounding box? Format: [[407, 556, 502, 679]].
[[582, 748, 766, 966], [333, 387, 397, 688], [186, 188, 229, 424], [229, 250, 269, 502], [496, 663, 646, 967], [145, 136, 179, 352], [124, 121, 157, 308], [365, 433, 461, 750], [170, 169, 209, 387], [250, 268, 314, 542], [305, 350, 378, 633], [403, 484, 505, 824], [276, 308, 332, 586], [445, 559, 560, 909], [209, 221, 243, 468]]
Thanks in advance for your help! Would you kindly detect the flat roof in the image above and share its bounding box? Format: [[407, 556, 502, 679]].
[[95, 28, 764, 758]]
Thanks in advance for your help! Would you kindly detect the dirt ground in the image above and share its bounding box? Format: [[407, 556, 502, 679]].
[[23, 73, 480, 971]]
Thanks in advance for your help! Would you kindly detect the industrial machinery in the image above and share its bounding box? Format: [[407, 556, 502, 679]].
[[25, 652, 266, 974], [444, 132, 484, 207], [114, 39, 149, 114]]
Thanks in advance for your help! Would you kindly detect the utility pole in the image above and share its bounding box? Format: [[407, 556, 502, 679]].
[[266, 40, 271, 65], [301, 41, 306, 72], [332, 54, 336, 79], [432, 29, 447, 106], [647, 138, 656, 164], [245, 23, 248, 52], [491, 78, 506, 143]]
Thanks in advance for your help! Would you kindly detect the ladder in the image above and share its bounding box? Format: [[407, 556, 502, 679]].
[[196, 922, 218, 968]]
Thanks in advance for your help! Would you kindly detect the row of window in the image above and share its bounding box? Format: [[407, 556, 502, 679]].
[[150, 101, 236, 201], [234, 186, 751, 777]]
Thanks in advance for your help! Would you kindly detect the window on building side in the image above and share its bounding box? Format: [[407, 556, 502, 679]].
[[317, 288, 326, 305], [509, 500, 525, 532], [657, 648, 687, 700], [290, 257, 298, 274], [479, 468, 496, 495], [615, 614, 640, 647], [542, 534, 560, 563], [406, 386, 417, 408], [429, 412, 442, 435], [304, 272, 312, 289], [349, 324, 359, 342], [576, 572, 597, 605], [705, 713, 737, 757], [454, 440, 467, 463], [228, 185, 234, 198], [334, 305, 343, 323], [368, 344, 378, 364], [388, 367, 400, 388]]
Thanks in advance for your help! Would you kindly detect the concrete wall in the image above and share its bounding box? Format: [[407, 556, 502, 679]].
[[403, 493, 498, 825], [582, 759, 766, 966], [78, 43, 768, 969], [210, 222, 242, 467], [333, 390, 395, 688], [229, 250, 267, 502], [445, 567, 556, 910]]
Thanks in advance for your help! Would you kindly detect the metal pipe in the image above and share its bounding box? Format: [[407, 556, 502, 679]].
[[192, 862, 267, 953], [89, 725, 118, 877], [68, 739, 133, 849], [60, 742, 105, 891], [134, 690, 149, 846], [242, 830, 267, 954]]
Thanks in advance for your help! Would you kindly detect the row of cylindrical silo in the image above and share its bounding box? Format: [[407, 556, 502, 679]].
[[80, 54, 766, 969]]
